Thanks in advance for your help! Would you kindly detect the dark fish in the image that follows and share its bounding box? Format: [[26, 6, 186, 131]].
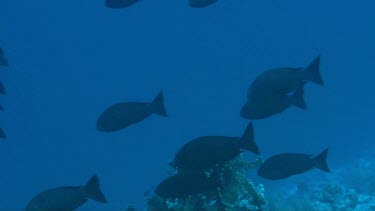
[[258, 149, 330, 180], [105, 0, 139, 8], [0, 105, 3, 111], [96, 91, 167, 132], [248, 56, 322, 100], [0, 48, 8, 67], [155, 172, 222, 198], [0, 80, 6, 95], [172, 122, 259, 172], [189, 0, 217, 8], [241, 56, 321, 120], [0, 128, 5, 139], [25, 175, 107, 211], [241, 82, 306, 120]]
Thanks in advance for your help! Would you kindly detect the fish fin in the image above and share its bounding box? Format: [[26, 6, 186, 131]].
[[313, 148, 330, 173], [84, 175, 107, 203], [305, 56, 323, 86], [240, 122, 260, 155], [150, 91, 168, 117], [0, 128, 5, 139], [290, 83, 307, 109]]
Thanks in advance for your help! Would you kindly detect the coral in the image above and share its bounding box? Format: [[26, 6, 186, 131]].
[[146, 156, 265, 211]]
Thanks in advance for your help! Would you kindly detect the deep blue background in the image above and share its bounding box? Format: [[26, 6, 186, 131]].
[[1, 0, 374, 210]]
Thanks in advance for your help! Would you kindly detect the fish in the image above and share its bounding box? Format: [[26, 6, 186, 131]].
[[105, 0, 139, 8], [247, 56, 322, 101], [258, 148, 330, 180], [0, 105, 3, 111], [155, 172, 222, 198], [189, 0, 218, 8], [0, 48, 8, 67], [0, 80, 6, 95], [0, 128, 5, 139], [96, 91, 167, 132], [241, 82, 306, 120], [172, 122, 259, 172], [25, 175, 107, 211]]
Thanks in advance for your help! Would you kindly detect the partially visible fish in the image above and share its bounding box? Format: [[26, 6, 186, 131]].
[[241, 82, 306, 120], [172, 122, 259, 172], [258, 149, 330, 180], [0, 80, 6, 95], [25, 175, 107, 211], [96, 91, 168, 132], [0, 48, 8, 67], [105, 0, 139, 8], [155, 172, 222, 198], [248, 56, 322, 101], [189, 0, 217, 8], [0, 128, 5, 139]]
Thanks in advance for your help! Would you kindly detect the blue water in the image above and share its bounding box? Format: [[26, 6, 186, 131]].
[[1, 0, 374, 210]]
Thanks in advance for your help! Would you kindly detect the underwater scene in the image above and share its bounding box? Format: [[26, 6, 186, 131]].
[[1, 0, 375, 210]]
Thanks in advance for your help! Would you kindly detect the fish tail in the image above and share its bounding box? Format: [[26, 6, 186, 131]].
[[84, 175, 107, 203], [289, 82, 307, 109], [240, 122, 260, 155], [313, 148, 331, 173], [304, 56, 323, 86], [150, 91, 168, 117], [0, 128, 5, 139]]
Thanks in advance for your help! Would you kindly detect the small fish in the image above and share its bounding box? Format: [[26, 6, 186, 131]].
[[189, 0, 217, 8], [0, 80, 6, 95], [155, 172, 221, 198], [172, 122, 259, 172], [241, 82, 306, 120], [96, 91, 167, 132], [25, 175, 107, 211], [105, 0, 139, 8], [258, 149, 330, 180], [0, 128, 5, 139], [0, 48, 8, 67]]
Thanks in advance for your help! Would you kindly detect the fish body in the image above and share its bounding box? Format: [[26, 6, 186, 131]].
[[189, 0, 217, 8], [173, 123, 259, 172], [25, 175, 107, 211], [0, 48, 8, 67], [96, 92, 167, 132], [105, 0, 139, 8], [155, 172, 221, 198], [258, 149, 330, 180]]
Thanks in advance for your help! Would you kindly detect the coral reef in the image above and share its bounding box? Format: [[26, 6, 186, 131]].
[[266, 157, 375, 211], [146, 156, 265, 211]]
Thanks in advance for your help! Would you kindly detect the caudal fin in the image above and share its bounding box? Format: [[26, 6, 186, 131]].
[[304, 56, 323, 86], [290, 82, 307, 109], [84, 175, 107, 203], [312, 148, 330, 173], [240, 122, 260, 155], [150, 91, 168, 117]]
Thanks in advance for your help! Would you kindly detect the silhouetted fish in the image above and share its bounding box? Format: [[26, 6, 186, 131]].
[[241, 56, 321, 120], [172, 122, 259, 172], [241, 82, 306, 120], [258, 149, 330, 180], [96, 91, 167, 132], [0, 80, 6, 95], [189, 0, 217, 8], [105, 0, 139, 8], [0, 48, 8, 67], [0, 128, 5, 139], [25, 175, 107, 211], [155, 172, 222, 198]]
